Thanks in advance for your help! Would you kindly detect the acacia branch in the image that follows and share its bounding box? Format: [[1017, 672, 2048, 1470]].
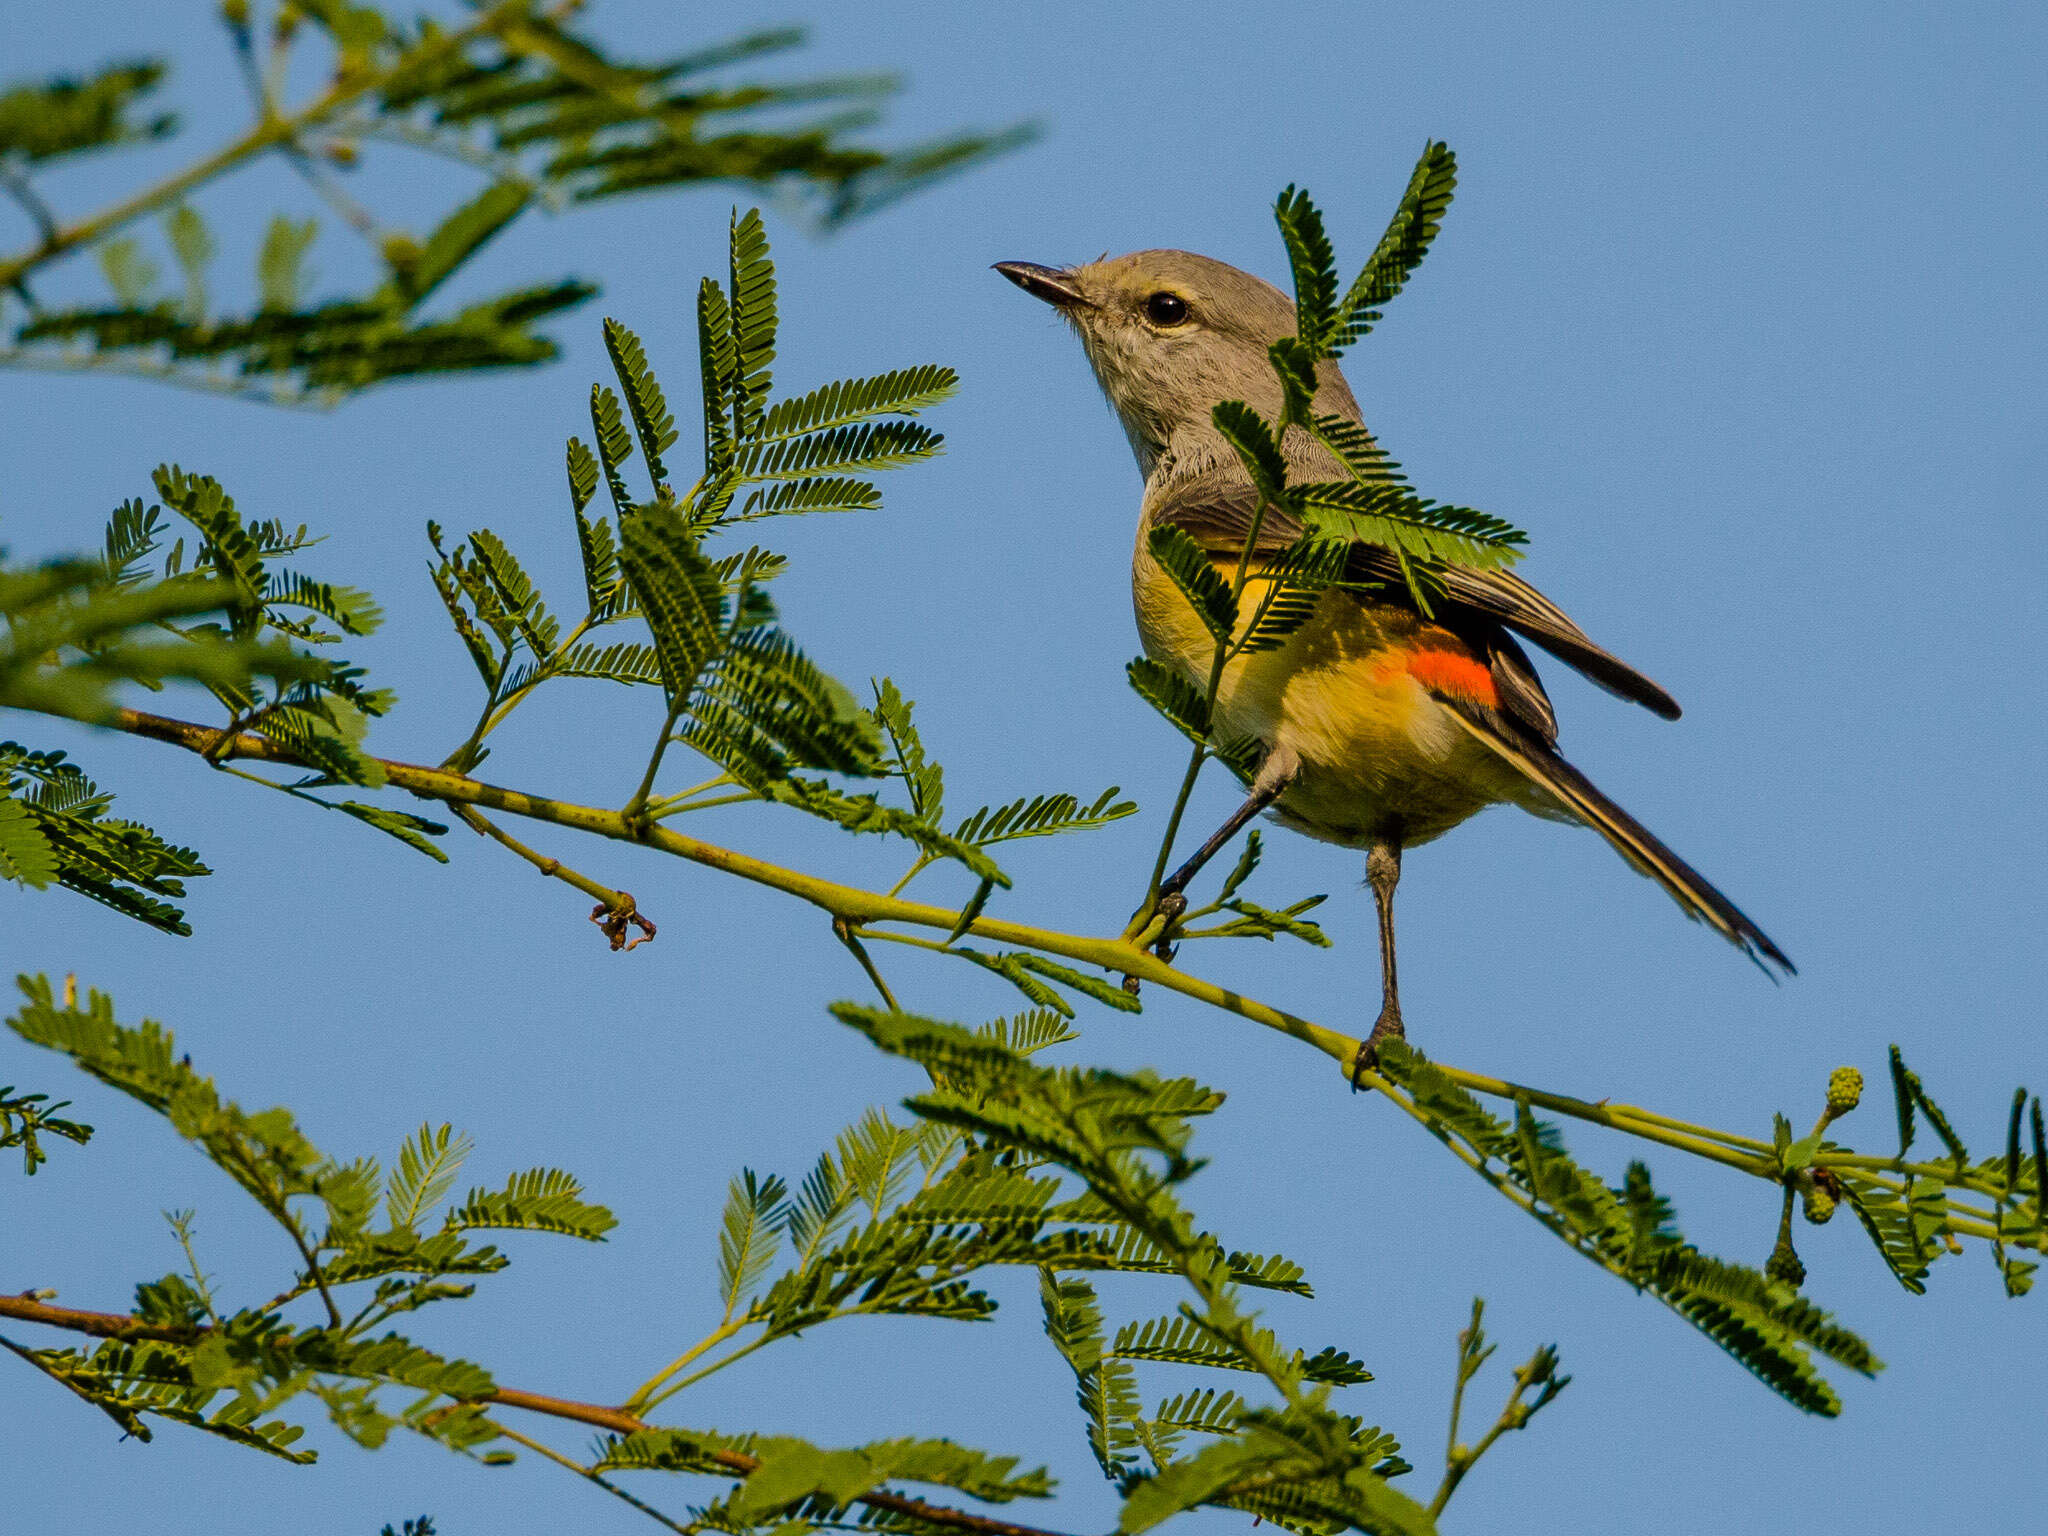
[[0, 1293, 1079, 1536], [86, 706, 2041, 1235], [109, 706, 1358, 1063]]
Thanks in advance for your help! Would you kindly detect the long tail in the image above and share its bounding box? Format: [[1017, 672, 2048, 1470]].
[[1441, 702, 1794, 974]]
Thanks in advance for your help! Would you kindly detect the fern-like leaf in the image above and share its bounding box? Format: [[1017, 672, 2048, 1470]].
[[727, 208, 777, 440], [1147, 525, 1237, 643], [1328, 140, 1457, 351], [1291, 480, 1525, 569], [385, 1123, 474, 1232], [602, 318, 678, 492], [757, 365, 959, 441], [717, 1169, 788, 1316], [449, 1167, 615, 1240], [1273, 186, 1339, 350]]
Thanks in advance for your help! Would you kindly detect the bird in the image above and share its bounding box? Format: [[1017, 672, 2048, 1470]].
[[995, 249, 1791, 1061]]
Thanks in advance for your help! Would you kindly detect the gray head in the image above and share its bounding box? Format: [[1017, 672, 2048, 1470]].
[[996, 250, 1361, 478]]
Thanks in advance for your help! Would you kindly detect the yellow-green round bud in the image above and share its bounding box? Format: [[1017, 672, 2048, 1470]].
[[379, 233, 422, 272], [220, 0, 250, 27], [1801, 1186, 1837, 1225], [1826, 1066, 1863, 1117], [1766, 1240, 1806, 1288], [324, 140, 360, 168]]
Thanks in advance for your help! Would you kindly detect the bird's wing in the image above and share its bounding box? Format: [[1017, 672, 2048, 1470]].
[[1148, 468, 1683, 722], [1427, 691, 1794, 973]]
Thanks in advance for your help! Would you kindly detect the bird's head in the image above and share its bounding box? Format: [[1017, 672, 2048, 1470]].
[[995, 249, 1359, 477]]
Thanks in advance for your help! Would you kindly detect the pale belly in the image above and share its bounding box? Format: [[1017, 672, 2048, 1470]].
[[1133, 543, 1533, 848]]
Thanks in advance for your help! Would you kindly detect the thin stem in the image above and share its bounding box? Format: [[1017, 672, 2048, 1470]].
[[621, 698, 687, 825], [321, 115, 557, 207], [223, 10, 273, 119], [643, 772, 737, 817], [281, 144, 387, 246], [263, 17, 295, 111], [167, 1213, 223, 1326], [1428, 1066, 1771, 1178], [0, 348, 334, 407], [1138, 741, 1208, 915], [649, 790, 758, 819], [1440, 1302, 1481, 1482], [454, 803, 635, 913], [625, 1316, 749, 1414], [486, 1420, 695, 1535], [278, 1208, 343, 1330], [1599, 1102, 1774, 1154], [0, 161, 58, 249], [886, 854, 936, 899], [634, 1331, 778, 1412], [1427, 1353, 1549, 1520], [834, 920, 900, 1010]]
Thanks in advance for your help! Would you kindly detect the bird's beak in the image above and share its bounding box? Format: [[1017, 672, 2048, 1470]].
[[993, 261, 1092, 309]]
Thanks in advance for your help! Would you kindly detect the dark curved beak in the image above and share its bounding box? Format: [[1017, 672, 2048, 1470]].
[[993, 261, 1091, 308]]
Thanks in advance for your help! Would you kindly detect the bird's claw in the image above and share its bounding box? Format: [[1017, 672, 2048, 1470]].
[[1348, 1007, 1406, 1090]]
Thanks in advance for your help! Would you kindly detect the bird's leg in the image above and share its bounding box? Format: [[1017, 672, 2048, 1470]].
[[1353, 836, 1405, 1083], [1153, 748, 1300, 926]]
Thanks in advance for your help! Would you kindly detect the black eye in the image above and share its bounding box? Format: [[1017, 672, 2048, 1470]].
[[1144, 291, 1189, 326]]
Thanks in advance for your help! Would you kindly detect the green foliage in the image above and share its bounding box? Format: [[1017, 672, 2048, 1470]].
[[0, 535, 319, 729], [427, 215, 971, 846], [836, 1005, 1430, 1533], [0, 1082, 92, 1174], [0, 60, 173, 164], [3, 977, 611, 1460], [0, 10, 1031, 405], [1375, 1042, 1880, 1416], [592, 1425, 1054, 1519], [1170, 832, 1331, 949], [1147, 526, 1237, 645], [1290, 481, 1525, 572], [1821, 1047, 2045, 1299], [1124, 659, 1262, 783], [1, 473, 445, 926], [1, 744, 209, 934]]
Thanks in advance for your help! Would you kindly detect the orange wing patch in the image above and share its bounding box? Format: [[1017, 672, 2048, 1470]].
[[1404, 648, 1499, 706]]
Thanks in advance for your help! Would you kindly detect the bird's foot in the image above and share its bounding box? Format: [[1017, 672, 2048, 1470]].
[[1349, 1006, 1406, 1089], [1119, 892, 1187, 995], [1121, 889, 1187, 944]]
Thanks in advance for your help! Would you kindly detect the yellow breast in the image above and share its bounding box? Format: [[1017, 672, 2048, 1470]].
[[1130, 528, 1519, 846]]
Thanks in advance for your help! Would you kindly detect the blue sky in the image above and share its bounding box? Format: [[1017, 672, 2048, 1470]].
[[5, 3, 2045, 1533]]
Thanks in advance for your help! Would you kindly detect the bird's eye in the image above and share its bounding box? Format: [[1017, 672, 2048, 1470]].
[[1144, 292, 1189, 326]]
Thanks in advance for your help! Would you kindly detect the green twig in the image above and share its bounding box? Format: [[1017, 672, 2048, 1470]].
[[834, 919, 900, 1010], [485, 1419, 696, 1535]]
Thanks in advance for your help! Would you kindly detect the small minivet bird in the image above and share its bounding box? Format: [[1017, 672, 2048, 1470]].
[[997, 250, 1790, 1057]]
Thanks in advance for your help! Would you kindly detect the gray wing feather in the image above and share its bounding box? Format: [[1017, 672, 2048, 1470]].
[[1148, 469, 1682, 721]]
